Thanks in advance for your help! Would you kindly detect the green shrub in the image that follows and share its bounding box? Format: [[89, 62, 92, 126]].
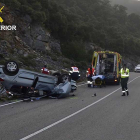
[[0, 60, 6, 65], [75, 61, 88, 69], [20, 5, 34, 15], [18, 54, 37, 67], [63, 63, 71, 68], [32, 11, 46, 23], [0, 54, 4, 59], [51, 55, 57, 61]]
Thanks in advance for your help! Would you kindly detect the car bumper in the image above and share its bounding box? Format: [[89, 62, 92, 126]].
[[104, 77, 118, 83], [135, 69, 140, 72]]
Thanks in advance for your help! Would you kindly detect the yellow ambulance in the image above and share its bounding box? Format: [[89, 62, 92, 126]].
[[92, 51, 122, 84]]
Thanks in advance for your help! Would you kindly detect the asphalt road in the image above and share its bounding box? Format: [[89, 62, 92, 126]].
[[0, 72, 140, 140]]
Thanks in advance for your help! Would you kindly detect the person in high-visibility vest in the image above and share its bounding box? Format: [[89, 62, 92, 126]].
[[120, 64, 129, 96]]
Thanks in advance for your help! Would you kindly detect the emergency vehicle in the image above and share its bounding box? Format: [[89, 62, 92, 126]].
[[91, 51, 122, 85]]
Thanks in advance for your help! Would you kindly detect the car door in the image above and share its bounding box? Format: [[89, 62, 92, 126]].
[[13, 72, 35, 87], [35, 74, 57, 90]]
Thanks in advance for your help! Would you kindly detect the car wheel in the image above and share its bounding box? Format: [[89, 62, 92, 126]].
[[3, 61, 19, 76], [53, 73, 61, 77], [59, 74, 71, 83]]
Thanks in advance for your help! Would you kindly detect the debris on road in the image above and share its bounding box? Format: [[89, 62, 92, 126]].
[[92, 93, 97, 97]]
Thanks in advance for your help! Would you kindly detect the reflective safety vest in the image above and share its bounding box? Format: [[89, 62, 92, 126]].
[[87, 68, 95, 77], [41, 67, 49, 75], [120, 68, 129, 78], [70, 67, 79, 73]]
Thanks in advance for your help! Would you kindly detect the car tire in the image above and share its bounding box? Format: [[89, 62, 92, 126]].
[[2, 61, 19, 76], [58, 74, 71, 83], [52, 73, 61, 77]]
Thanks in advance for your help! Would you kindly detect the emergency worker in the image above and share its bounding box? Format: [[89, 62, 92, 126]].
[[69, 67, 80, 81], [87, 66, 95, 81], [87, 66, 95, 77], [41, 65, 49, 75], [120, 64, 129, 96]]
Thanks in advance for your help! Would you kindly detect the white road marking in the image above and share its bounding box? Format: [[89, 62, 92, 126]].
[[0, 84, 86, 108], [20, 76, 140, 140], [0, 100, 23, 108], [77, 83, 87, 87], [0, 98, 32, 108]]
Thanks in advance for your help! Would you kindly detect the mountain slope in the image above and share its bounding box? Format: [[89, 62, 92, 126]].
[[0, 0, 140, 70]]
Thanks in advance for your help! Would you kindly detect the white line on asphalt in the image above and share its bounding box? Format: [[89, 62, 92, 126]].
[[77, 83, 87, 87], [0, 84, 86, 108], [20, 76, 140, 140], [0, 100, 23, 108]]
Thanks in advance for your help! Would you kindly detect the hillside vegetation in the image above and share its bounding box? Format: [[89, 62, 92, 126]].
[[1, 0, 140, 62]]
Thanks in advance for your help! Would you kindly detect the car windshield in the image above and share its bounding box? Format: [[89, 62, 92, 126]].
[[137, 64, 140, 67]]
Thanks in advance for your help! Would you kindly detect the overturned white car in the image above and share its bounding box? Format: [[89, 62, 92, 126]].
[[0, 61, 77, 98]]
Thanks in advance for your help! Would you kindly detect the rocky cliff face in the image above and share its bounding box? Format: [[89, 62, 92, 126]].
[[0, 7, 75, 72]]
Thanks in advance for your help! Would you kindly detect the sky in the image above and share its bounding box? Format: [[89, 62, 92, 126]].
[[110, 0, 140, 14]]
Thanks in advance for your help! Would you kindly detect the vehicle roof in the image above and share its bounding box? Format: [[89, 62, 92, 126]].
[[96, 51, 122, 57]]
